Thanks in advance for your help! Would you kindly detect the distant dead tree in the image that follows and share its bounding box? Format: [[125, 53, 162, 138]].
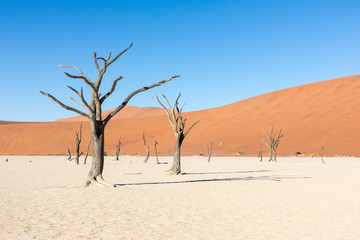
[[114, 137, 122, 161], [66, 147, 72, 161], [143, 131, 150, 163], [258, 146, 263, 162], [66, 122, 83, 164], [74, 122, 83, 165], [83, 140, 91, 164], [40, 43, 179, 187], [205, 143, 213, 162], [154, 140, 159, 164], [321, 140, 325, 164], [259, 126, 284, 162], [153, 92, 199, 174]]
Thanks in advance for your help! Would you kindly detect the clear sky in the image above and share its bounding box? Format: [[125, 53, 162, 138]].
[[1, 0, 360, 121]]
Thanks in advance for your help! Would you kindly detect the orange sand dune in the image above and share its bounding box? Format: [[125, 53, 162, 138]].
[[1, 75, 360, 157]]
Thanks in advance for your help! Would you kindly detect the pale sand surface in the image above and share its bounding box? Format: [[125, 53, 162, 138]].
[[1, 156, 359, 239]]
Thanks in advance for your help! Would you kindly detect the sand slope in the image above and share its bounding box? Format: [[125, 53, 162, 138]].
[[1, 75, 360, 156], [1, 156, 359, 239]]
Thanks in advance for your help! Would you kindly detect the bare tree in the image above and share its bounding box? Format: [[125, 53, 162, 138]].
[[321, 140, 325, 164], [258, 146, 263, 162], [114, 137, 122, 161], [143, 131, 150, 163], [154, 140, 159, 164], [83, 140, 91, 165], [259, 126, 284, 162], [205, 142, 213, 162], [40, 43, 179, 187], [153, 92, 199, 174], [66, 123, 83, 164], [66, 146, 72, 161], [74, 122, 83, 165]]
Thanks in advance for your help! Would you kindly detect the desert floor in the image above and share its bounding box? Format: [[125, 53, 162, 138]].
[[1, 156, 359, 240]]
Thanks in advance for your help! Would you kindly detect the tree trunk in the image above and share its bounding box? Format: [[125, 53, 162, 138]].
[[205, 143, 213, 163], [83, 140, 91, 165], [154, 140, 159, 164], [75, 141, 80, 165], [273, 149, 277, 162], [269, 146, 273, 161], [67, 147, 72, 161], [115, 147, 120, 161], [169, 134, 183, 174], [143, 131, 150, 163], [258, 146, 263, 162], [85, 122, 113, 187], [321, 141, 325, 164]]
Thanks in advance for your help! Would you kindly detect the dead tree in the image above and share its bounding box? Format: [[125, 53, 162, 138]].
[[74, 122, 83, 165], [40, 43, 179, 187], [258, 146, 263, 162], [321, 140, 325, 164], [154, 140, 159, 164], [153, 92, 199, 174], [66, 147, 72, 161], [114, 137, 122, 161], [259, 126, 284, 162], [205, 143, 213, 162], [83, 140, 91, 164], [143, 131, 150, 163]]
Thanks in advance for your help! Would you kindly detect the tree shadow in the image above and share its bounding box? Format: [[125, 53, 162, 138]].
[[114, 175, 310, 187], [182, 170, 270, 175]]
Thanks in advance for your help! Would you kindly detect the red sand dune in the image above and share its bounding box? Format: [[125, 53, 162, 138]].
[[1, 74, 360, 157]]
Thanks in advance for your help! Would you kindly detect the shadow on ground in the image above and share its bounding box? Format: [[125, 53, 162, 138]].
[[114, 174, 310, 187], [182, 170, 270, 175]]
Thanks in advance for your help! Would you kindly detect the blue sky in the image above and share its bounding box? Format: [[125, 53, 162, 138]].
[[1, 0, 360, 121]]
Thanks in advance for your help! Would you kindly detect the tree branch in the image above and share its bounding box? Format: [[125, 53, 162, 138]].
[[67, 86, 93, 113], [153, 92, 175, 125], [107, 43, 133, 67], [258, 135, 270, 149], [103, 75, 180, 125], [92, 50, 100, 74], [184, 120, 199, 137], [58, 65, 96, 91], [69, 97, 87, 109], [100, 75, 124, 104], [40, 91, 89, 119], [106, 52, 112, 61]]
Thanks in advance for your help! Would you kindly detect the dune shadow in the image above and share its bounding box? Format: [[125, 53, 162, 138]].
[[114, 175, 310, 187]]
